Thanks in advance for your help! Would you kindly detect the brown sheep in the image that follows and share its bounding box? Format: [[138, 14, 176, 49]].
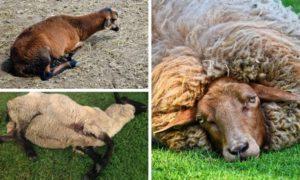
[[0, 93, 147, 179], [10, 7, 119, 80], [155, 77, 299, 161], [152, 0, 300, 161]]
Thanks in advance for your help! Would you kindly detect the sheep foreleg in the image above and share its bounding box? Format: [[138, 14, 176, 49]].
[[66, 42, 84, 61], [51, 60, 80, 76], [14, 130, 37, 160], [83, 132, 114, 180], [0, 134, 14, 143]]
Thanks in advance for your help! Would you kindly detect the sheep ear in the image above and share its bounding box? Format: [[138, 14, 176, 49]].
[[154, 108, 197, 133], [250, 83, 300, 102]]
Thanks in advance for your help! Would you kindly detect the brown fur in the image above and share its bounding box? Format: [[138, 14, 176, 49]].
[[157, 77, 299, 161], [10, 7, 119, 78]]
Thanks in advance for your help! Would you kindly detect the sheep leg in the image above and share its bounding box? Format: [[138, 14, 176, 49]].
[[75, 146, 102, 162], [0, 134, 14, 143], [51, 60, 79, 76], [66, 42, 84, 61], [113, 92, 147, 115], [83, 132, 114, 180], [15, 131, 37, 160], [38, 48, 53, 81]]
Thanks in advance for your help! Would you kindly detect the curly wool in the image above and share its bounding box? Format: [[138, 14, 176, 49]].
[[152, 0, 300, 151]]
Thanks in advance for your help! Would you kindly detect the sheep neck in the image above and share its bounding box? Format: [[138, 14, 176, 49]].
[[71, 12, 106, 41]]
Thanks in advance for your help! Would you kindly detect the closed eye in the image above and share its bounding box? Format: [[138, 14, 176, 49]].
[[248, 96, 256, 103]]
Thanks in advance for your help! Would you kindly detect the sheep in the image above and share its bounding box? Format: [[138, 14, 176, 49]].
[[10, 7, 119, 80], [152, 0, 300, 161], [0, 92, 147, 179]]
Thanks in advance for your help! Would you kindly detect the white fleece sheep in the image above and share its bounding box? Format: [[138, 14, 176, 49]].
[[6, 92, 135, 149]]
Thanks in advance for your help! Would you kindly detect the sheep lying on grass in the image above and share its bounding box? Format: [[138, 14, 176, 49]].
[[152, 0, 300, 160], [10, 7, 119, 80], [0, 92, 146, 179]]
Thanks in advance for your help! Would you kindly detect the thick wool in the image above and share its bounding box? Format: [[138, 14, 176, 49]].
[[152, 0, 300, 151], [7, 93, 135, 149]]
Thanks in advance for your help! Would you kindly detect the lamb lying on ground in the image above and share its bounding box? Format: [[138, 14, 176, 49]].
[[10, 7, 119, 80], [152, 0, 300, 161], [0, 92, 147, 179]]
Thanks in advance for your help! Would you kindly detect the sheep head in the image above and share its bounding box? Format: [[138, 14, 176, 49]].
[[100, 7, 119, 32], [198, 77, 300, 161], [156, 77, 300, 161]]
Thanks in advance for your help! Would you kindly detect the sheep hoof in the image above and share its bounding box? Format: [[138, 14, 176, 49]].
[[27, 151, 38, 161], [83, 175, 90, 180], [29, 155, 38, 161], [40, 71, 53, 81], [114, 93, 147, 115], [69, 60, 80, 68]]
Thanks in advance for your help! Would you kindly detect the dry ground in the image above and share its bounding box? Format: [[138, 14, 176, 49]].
[[0, 0, 148, 89]]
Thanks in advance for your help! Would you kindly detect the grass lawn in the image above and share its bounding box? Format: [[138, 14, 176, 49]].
[[153, 145, 300, 179], [282, 0, 300, 13], [152, 1, 300, 179], [0, 92, 148, 180]]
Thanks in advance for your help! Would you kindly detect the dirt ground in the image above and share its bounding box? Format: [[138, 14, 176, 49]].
[[0, 0, 148, 89]]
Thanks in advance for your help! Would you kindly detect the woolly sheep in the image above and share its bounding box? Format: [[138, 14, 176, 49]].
[[0, 92, 146, 179], [152, 0, 300, 159]]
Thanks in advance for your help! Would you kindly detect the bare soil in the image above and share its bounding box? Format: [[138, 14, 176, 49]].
[[0, 0, 148, 89]]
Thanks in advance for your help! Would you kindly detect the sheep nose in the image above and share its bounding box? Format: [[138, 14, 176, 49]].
[[228, 142, 249, 155]]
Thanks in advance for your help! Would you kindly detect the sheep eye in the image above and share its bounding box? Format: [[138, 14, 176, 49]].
[[248, 96, 256, 103], [196, 113, 205, 124]]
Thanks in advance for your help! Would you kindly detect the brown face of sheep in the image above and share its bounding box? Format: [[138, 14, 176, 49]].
[[102, 8, 119, 32], [196, 77, 300, 161]]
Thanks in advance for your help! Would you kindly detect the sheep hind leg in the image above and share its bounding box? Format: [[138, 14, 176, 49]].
[[37, 48, 54, 81], [82, 132, 114, 180], [75, 146, 102, 163], [113, 92, 147, 115], [14, 130, 37, 160]]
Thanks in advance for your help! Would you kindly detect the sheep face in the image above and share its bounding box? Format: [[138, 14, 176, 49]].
[[101, 8, 119, 32], [196, 77, 300, 161], [197, 78, 265, 161]]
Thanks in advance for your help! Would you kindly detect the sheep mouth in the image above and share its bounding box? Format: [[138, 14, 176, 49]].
[[235, 153, 248, 162], [223, 152, 252, 162], [111, 26, 119, 32]]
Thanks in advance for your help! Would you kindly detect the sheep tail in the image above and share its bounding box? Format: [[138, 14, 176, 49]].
[[84, 132, 114, 180]]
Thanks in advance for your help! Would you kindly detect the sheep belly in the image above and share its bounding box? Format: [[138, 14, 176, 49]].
[[24, 114, 104, 149]]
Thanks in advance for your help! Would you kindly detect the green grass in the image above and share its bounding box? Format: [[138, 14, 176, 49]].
[[153, 145, 300, 179], [0, 92, 148, 180], [282, 0, 300, 13]]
